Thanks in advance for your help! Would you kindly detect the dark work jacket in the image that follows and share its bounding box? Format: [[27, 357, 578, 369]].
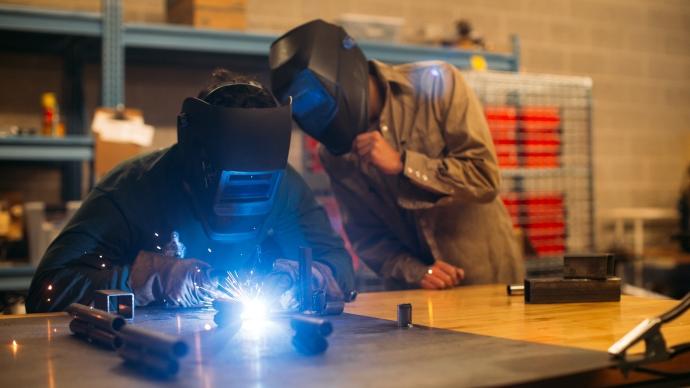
[[26, 145, 355, 312]]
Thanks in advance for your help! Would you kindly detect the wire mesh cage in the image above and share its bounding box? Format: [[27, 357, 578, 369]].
[[464, 71, 594, 271]]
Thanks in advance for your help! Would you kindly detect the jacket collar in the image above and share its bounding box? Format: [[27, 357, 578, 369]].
[[369, 60, 415, 95]]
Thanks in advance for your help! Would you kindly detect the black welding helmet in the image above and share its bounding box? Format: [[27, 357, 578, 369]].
[[177, 83, 292, 242], [269, 19, 368, 156]]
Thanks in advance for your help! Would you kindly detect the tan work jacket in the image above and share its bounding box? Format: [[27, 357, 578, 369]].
[[320, 60, 523, 289]]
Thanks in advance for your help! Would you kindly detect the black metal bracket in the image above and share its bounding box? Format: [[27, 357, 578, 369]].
[[609, 292, 690, 373], [298, 246, 349, 316]]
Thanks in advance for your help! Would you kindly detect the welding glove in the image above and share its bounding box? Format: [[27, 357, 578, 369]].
[[262, 259, 344, 311], [128, 251, 218, 308]]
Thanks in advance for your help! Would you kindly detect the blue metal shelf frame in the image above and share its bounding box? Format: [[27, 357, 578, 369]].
[[123, 22, 520, 71], [0, 136, 94, 162], [0, 3, 521, 109], [0, 5, 101, 37]]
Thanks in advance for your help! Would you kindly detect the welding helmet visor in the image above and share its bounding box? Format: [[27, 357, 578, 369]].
[[269, 19, 368, 156], [177, 86, 292, 242]]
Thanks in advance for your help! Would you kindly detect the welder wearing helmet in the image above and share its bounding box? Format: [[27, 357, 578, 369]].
[[270, 20, 523, 290], [26, 69, 354, 312]]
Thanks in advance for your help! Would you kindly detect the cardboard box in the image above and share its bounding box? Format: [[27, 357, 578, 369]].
[[95, 134, 142, 179], [167, 0, 247, 30], [92, 107, 153, 179]]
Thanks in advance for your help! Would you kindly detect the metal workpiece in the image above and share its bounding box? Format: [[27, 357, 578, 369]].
[[323, 300, 345, 315], [117, 343, 179, 377], [524, 277, 621, 304], [291, 315, 332, 355], [93, 290, 134, 320], [291, 316, 333, 338], [563, 253, 614, 280], [118, 324, 188, 358], [346, 290, 358, 302], [397, 303, 412, 328], [292, 333, 329, 355], [69, 319, 122, 350], [507, 284, 525, 296], [65, 303, 126, 332]]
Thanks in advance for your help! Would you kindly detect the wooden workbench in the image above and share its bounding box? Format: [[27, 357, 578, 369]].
[[347, 285, 690, 353], [1, 285, 689, 387]]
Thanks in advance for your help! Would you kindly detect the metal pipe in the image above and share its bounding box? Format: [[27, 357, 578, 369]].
[[291, 315, 333, 337], [323, 301, 345, 315], [69, 318, 122, 350], [506, 284, 525, 296], [65, 303, 125, 332], [292, 334, 328, 355], [118, 325, 188, 358], [397, 303, 412, 328]]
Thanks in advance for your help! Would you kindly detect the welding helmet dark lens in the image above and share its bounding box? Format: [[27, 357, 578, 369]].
[[284, 69, 338, 137]]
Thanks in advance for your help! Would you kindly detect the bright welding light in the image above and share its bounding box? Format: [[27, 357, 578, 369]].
[[240, 299, 268, 322]]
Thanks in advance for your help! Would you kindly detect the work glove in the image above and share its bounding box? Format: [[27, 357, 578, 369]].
[[262, 259, 344, 311], [128, 251, 217, 307]]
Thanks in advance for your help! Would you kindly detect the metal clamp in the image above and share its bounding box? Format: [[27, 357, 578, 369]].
[[298, 246, 347, 316], [608, 292, 690, 370]]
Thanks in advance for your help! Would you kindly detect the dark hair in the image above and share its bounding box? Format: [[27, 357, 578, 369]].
[[198, 68, 277, 108]]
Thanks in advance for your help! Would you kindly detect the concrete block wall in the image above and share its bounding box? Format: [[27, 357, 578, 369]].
[[1, 0, 689, 249]]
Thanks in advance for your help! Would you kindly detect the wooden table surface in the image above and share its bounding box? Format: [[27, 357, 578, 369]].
[[346, 284, 690, 355]]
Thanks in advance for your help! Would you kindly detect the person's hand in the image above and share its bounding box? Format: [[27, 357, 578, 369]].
[[262, 259, 344, 311], [419, 260, 465, 290], [353, 131, 403, 175], [128, 251, 218, 308]]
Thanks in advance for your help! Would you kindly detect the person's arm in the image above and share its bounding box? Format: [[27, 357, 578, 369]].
[[400, 64, 501, 204], [26, 189, 136, 313], [270, 166, 355, 297], [327, 173, 429, 286]]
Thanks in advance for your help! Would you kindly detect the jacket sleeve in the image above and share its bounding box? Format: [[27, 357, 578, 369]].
[[25, 189, 135, 313], [270, 166, 356, 296], [329, 173, 429, 286], [401, 64, 501, 204]]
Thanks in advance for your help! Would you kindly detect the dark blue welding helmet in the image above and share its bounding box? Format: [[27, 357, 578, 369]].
[[269, 19, 368, 156], [177, 83, 292, 242]]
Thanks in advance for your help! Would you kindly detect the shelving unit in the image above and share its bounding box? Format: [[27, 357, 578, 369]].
[[0, 136, 93, 161], [122, 22, 519, 69], [0, 1, 522, 199], [0, 1, 594, 285]]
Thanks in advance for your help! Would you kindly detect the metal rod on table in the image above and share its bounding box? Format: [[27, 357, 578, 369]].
[[65, 303, 125, 332], [118, 325, 188, 358]]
